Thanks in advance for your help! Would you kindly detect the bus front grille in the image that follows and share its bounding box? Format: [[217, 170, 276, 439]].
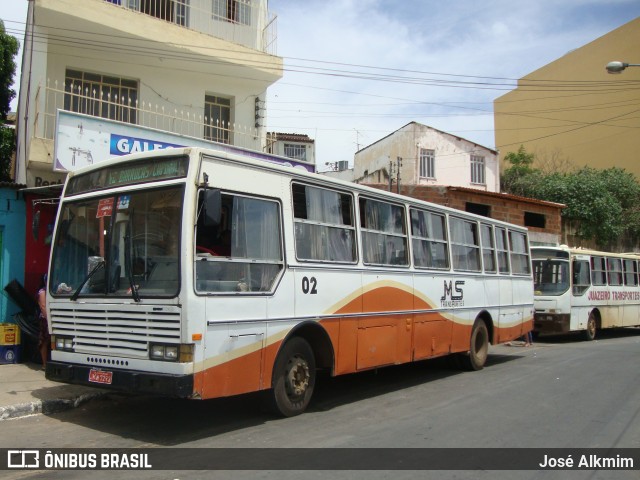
[[49, 303, 181, 358]]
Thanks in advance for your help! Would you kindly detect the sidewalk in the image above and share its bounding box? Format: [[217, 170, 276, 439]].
[[0, 362, 108, 420]]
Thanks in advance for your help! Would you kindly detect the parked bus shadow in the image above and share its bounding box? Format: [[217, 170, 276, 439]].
[[534, 326, 640, 344], [47, 352, 521, 446]]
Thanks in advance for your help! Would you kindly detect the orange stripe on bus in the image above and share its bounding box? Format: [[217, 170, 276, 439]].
[[193, 285, 532, 399]]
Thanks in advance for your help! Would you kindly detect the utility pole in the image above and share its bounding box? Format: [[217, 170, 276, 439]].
[[388, 159, 394, 192], [396, 156, 402, 194]]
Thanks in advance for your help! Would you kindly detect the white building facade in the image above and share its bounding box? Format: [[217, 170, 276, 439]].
[[16, 0, 283, 187], [266, 132, 316, 166], [353, 122, 500, 193]]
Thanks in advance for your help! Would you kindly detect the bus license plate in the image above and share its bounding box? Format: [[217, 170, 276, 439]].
[[88, 369, 113, 385]]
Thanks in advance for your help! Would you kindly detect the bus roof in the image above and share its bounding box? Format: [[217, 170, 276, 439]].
[[65, 146, 529, 232], [531, 245, 640, 260]]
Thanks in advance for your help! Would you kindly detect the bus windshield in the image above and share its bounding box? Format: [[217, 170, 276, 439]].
[[533, 258, 570, 296], [50, 185, 184, 299]]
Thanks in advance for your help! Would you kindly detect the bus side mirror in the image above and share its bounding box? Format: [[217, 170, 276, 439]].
[[203, 189, 222, 227]]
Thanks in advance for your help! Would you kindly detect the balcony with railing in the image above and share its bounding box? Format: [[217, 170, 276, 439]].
[[103, 0, 277, 54], [33, 79, 263, 154]]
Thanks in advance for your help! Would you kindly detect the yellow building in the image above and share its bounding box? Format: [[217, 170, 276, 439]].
[[494, 17, 640, 178]]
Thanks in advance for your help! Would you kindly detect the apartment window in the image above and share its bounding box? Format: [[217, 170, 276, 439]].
[[64, 69, 138, 124], [284, 144, 307, 161], [175, 0, 189, 26], [204, 95, 231, 144], [470, 155, 486, 185], [419, 148, 435, 179], [212, 0, 251, 25]]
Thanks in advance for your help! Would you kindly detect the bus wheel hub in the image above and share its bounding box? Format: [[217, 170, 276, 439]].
[[286, 356, 309, 397]]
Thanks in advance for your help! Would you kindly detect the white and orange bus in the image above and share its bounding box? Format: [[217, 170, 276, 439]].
[[46, 146, 534, 416], [532, 246, 640, 341]]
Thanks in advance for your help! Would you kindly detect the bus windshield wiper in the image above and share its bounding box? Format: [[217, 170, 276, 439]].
[[70, 259, 105, 301]]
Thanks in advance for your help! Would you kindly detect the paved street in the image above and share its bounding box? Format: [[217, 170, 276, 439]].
[[1, 329, 639, 480]]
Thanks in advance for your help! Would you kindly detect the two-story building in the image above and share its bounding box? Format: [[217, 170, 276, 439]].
[[12, 0, 283, 302], [353, 122, 500, 192], [346, 122, 564, 246], [16, 0, 283, 187]]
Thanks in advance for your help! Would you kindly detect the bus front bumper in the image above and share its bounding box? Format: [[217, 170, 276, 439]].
[[534, 313, 570, 335], [46, 361, 194, 398]]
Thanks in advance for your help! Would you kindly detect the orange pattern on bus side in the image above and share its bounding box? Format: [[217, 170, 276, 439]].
[[193, 285, 532, 400]]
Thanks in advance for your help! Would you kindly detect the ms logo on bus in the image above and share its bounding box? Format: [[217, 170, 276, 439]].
[[441, 280, 465, 308]]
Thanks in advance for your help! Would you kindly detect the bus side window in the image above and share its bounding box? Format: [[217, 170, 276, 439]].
[[572, 260, 590, 295]]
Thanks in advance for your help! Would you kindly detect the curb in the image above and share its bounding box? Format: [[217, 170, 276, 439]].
[[0, 392, 107, 421]]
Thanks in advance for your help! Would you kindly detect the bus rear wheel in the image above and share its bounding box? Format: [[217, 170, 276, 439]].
[[583, 312, 597, 341], [267, 337, 316, 417], [458, 319, 489, 371]]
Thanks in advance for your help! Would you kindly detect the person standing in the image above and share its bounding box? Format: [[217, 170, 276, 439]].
[[37, 275, 50, 369]]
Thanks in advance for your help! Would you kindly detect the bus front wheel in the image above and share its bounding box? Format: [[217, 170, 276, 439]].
[[267, 337, 316, 417], [583, 312, 597, 341], [458, 319, 489, 371]]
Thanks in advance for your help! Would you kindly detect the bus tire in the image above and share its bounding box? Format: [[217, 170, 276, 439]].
[[267, 337, 316, 417], [583, 312, 597, 341], [458, 319, 489, 371]]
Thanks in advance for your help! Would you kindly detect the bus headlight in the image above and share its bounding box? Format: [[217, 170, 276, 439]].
[[53, 335, 74, 352], [149, 343, 193, 362]]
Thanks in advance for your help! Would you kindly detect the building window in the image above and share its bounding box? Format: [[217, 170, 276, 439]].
[[212, 0, 251, 25], [419, 148, 435, 179], [64, 69, 138, 124], [204, 95, 231, 144], [284, 144, 307, 161], [524, 211, 546, 228], [466, 202, 490, 217], [470, 155, 485, 185]]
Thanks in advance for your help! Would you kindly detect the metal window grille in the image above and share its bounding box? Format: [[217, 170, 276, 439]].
[[419, 148, 435, 178], [64, 69, 138, 124], [204, 95, 232, 144], [471, 155, 486, 184]]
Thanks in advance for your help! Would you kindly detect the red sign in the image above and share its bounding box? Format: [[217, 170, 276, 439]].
[[96, 198, 114, 218], [88, 369, 113, 385]]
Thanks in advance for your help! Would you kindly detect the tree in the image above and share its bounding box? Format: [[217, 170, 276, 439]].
[[0, 20, 19, 181], [501, 145, 542, 197], [501, 145, 640, 248], [0, 20, 20, 120]]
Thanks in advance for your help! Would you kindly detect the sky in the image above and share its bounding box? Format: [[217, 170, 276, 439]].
[[2, 0, 640, 170]]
